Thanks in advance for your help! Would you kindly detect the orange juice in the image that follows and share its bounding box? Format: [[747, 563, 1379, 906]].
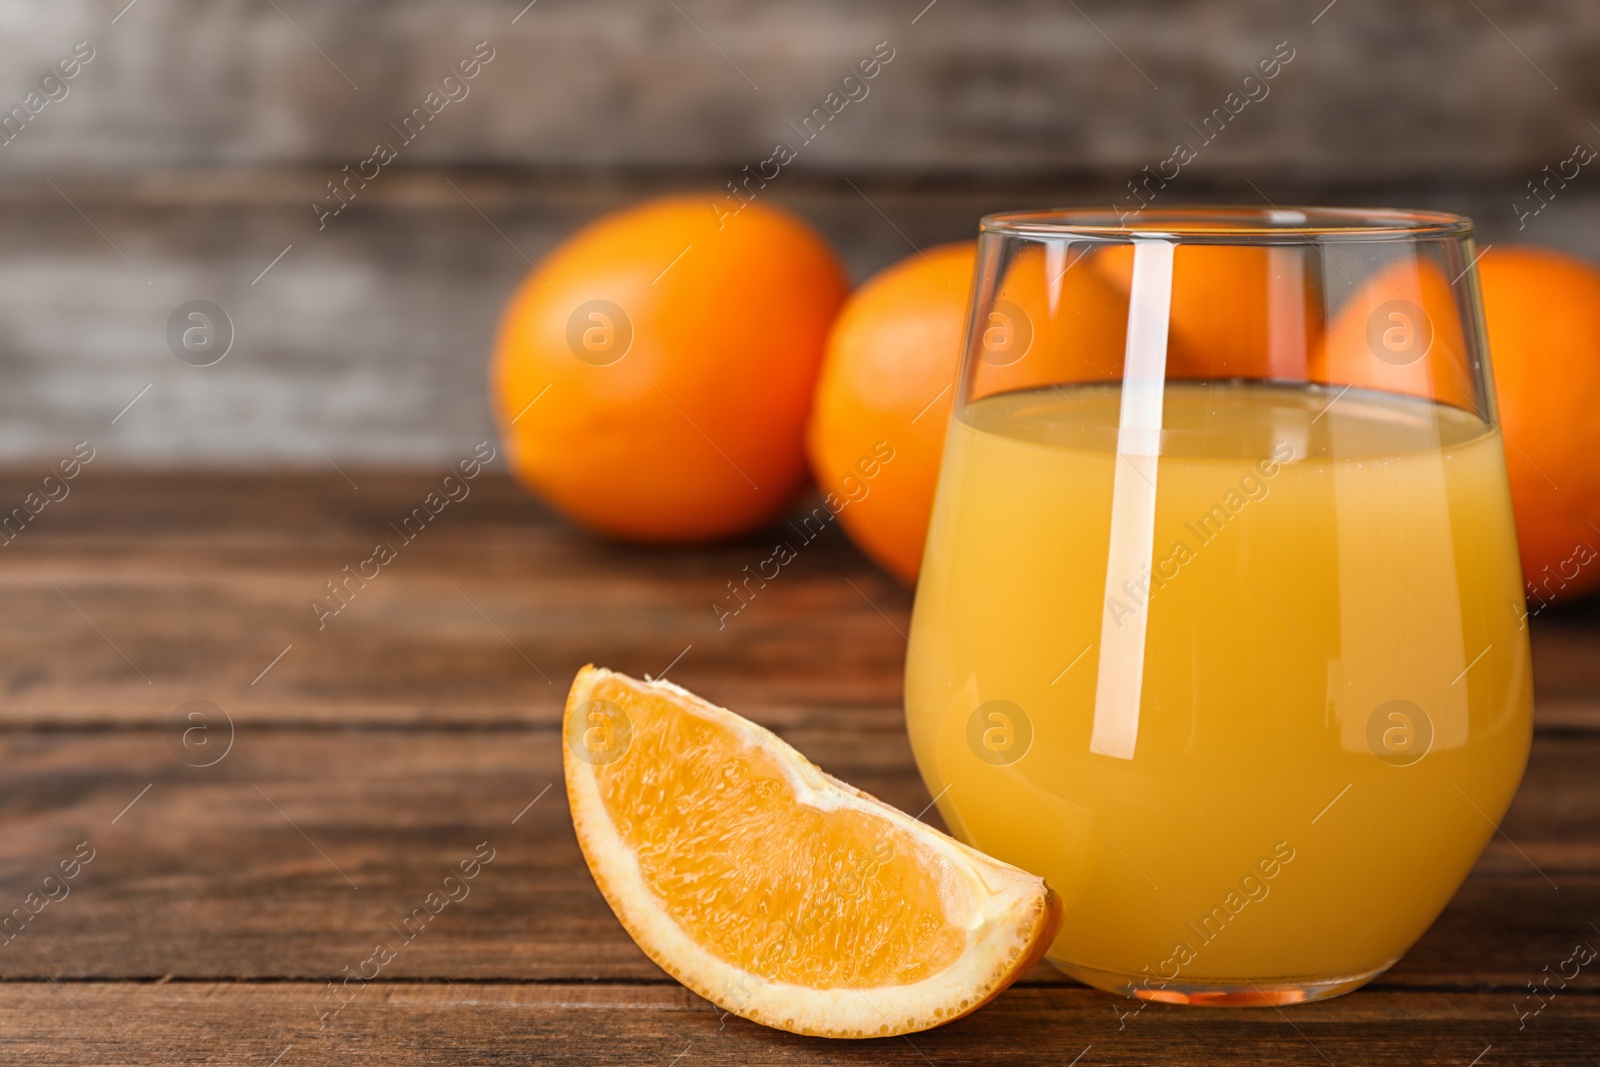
[[904, 380, 1532, 999]]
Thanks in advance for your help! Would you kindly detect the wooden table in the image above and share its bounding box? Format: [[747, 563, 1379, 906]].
[[2, 469, 1596, 1064]]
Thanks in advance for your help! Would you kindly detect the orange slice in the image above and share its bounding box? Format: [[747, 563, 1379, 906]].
[[563, 666, 1063, 1038]]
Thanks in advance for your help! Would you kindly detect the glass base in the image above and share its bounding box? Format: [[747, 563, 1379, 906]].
[[1048, 957, 1395, 1006]]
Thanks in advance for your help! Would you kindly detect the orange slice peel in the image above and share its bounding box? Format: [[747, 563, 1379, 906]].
[[563, 665, 1063, 1038]]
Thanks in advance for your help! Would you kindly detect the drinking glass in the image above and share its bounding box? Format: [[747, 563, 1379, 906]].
[[903, 207, 1533, 1005]]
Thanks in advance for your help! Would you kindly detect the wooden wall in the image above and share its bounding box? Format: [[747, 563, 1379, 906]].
[[2, 0, 1597, 463]]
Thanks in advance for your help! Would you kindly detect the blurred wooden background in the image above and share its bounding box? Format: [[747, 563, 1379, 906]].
[[2, 0, 1598, 464]]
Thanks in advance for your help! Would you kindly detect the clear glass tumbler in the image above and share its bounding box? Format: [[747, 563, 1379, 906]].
[[903, 207, 1533, 1005]]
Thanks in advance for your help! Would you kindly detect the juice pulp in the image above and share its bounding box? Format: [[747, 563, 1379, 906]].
[[905, 381, 1532, 994]]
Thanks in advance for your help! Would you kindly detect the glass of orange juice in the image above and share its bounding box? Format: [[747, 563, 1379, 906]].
[[904, 208, 1532, 1006]]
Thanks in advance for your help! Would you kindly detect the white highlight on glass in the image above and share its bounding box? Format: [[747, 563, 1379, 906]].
[[1090, 239, 1174, 760]]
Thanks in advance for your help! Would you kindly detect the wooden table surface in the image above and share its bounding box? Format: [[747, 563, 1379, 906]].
[[2, 469, 1597, 1065]]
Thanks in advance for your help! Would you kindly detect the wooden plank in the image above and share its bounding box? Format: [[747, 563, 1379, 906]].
[[1526, 611, 1600, 731], [3, 470, 1595, 730], [0, 726, 1594, 988], [0, 982, 1594, 1066], [0, 468, 1595, 1059], [0, 470, 911, 728], [2, 1, 1594, 178]]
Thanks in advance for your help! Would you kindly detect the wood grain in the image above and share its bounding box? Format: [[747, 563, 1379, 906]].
[[0, 722, 1594, 986], [1, 983, 1596, 1066], [2, 470, 1595, 730], [1, 473, 1597, 1062], [0, 471, 912, 728], [1, 0, 1594, 177]]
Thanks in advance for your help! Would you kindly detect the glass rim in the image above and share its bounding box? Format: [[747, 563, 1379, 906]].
[[979, 206, 1474, 243]]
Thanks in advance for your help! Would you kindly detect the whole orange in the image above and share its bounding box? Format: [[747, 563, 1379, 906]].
[[491, 196, 848, 541], [806, 243, 976, 583], [1095, 244, 1324, 379], [1314, 257, 1478, 410], [1479, 246, 1600, 601], [807, 241, 1128, 584]]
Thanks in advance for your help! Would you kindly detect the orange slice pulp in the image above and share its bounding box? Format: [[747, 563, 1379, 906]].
[[563, 665, 1063, 1038]]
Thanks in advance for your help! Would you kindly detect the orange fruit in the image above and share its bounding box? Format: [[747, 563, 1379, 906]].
[[1314, 257, 1478, 409], [970, 243, 1130, 398], [1479, 246, 1600, 599], [492, 195, 848, 541], [807, 242, 1128, 583], [1094, 243, 1324, 379], [805, 242, 976, 584], [564, 666, 1063, 1038]]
